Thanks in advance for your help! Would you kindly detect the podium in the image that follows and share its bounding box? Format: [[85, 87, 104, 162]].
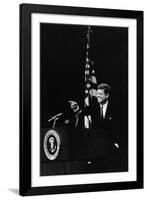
[[40, 127, 115, 162], [40, 126, 128, 175]]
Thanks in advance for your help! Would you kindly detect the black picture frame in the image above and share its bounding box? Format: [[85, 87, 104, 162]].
[[19, 3, 143, 196]]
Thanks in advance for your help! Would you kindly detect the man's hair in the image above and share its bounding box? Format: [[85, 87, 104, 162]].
[[97, 83, 111, 95]]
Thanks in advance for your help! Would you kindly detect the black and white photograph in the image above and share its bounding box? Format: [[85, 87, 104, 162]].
[[40, 23, 128, 176], [19, 4, 143, 196]]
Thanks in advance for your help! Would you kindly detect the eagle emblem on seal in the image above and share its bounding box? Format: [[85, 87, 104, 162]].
[[43, 129, 61, 160]]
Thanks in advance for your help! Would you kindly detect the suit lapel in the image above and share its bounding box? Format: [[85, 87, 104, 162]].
[[105, 101, 112, 120]]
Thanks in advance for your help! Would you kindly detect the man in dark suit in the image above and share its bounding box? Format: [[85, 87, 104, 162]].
[[88, 83, 112, 131], [84, 83, 127, 171], [87, 83, 122, 148]]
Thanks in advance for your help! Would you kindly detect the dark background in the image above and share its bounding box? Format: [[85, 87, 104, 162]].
[[40, 23, 128, 129]]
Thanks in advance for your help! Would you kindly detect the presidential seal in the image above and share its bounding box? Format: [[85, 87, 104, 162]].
[[43, 129, 61, 160]]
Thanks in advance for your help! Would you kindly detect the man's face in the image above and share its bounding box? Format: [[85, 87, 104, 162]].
[[97, 89, 109, 104]]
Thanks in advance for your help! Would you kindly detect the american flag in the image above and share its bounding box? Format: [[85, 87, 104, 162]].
[[84, 26, 97, 129]]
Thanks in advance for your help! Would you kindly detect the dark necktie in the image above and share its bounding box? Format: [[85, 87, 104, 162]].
[[100, 105, 103, 119]]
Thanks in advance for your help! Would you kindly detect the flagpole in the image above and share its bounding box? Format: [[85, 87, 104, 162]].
[[84, 26, 98, 129], [84, 26, 92, 129]]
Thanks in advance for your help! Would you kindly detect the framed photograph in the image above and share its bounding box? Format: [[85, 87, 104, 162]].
[[19, 3, 143, 196]]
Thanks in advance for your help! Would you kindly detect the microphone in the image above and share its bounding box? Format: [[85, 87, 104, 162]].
[[48, 113, 63, 122]]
